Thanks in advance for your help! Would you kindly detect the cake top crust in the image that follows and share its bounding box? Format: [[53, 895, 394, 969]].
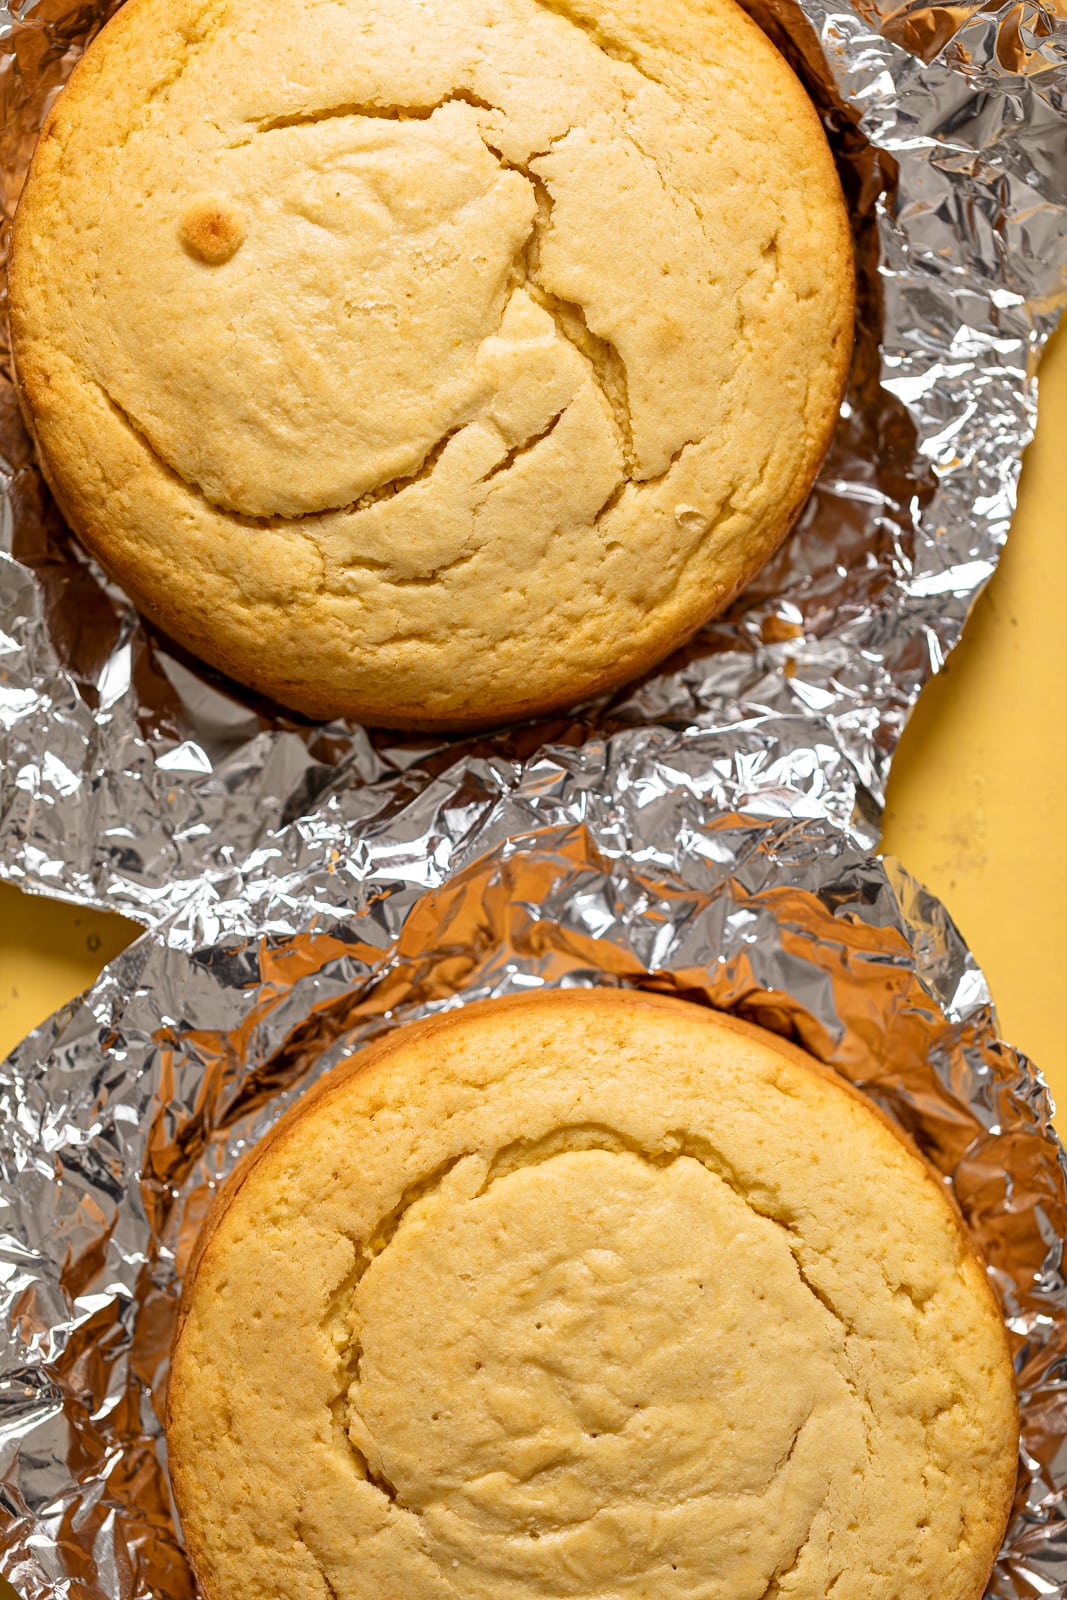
[[168, 988, 1017, 1600], [11, 0, 853, 725]]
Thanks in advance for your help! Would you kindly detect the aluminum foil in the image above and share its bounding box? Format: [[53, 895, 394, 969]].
[[1, 2, 1066, 1596], [0, 814, 1065, 1599], [0, 0, 1063, 922]]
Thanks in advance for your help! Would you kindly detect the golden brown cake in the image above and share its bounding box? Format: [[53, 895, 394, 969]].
[[168, 989, 1017, 1600], [10, 0, 853, 728]]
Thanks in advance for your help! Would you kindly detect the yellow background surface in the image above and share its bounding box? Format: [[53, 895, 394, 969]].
[[0, 330, 1063, 1106]]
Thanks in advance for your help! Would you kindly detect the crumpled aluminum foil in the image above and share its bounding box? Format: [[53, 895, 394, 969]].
[[0, 0, 1063, 922], [0, 814, 1065, 1599], [1, 2, 1066, 1597]]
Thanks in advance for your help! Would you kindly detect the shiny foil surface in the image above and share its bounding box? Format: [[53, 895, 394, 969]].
[[0, 1, 1066, 1597], [1, 816, 1066, 1598], [0, 0, 1062, 919]]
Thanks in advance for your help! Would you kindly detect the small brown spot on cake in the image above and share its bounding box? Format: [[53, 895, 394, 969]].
[[179, 196, 246, 264]]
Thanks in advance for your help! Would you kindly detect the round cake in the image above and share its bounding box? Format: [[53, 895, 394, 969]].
[[168, 990, 1017, 1600], [10, 0, 853, 728]]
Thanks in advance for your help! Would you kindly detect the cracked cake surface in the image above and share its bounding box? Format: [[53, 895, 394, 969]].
[[167, 989, 1017, 1600], [10, 0, 853, 726]]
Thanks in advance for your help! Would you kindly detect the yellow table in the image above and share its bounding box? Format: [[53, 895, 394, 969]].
[[0, 329, 1063, 1106]]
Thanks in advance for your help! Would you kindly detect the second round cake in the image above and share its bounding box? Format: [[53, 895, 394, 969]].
[[168, 990, 1017, 1600], [10, 0, 853, 726]]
